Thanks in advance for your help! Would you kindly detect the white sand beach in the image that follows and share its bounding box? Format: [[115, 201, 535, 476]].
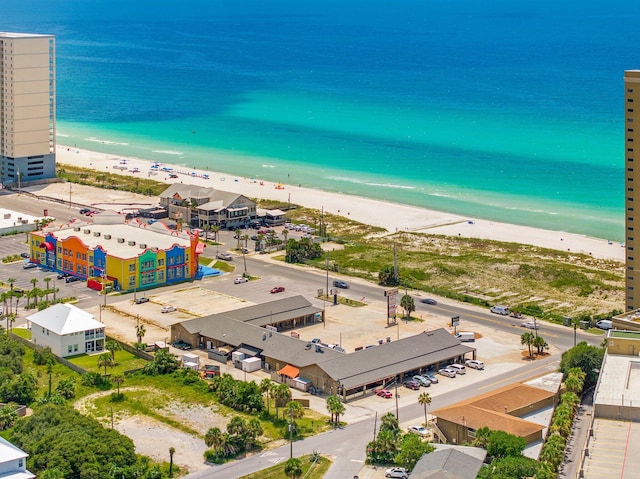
[[56, 145, 625, 262]]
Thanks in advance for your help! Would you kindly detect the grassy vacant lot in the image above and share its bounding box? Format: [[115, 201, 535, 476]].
[[68, 349, 148, 375], [56, 166, 624, 320], [239, 454, 332, 479], [284, 211, 624, 321]]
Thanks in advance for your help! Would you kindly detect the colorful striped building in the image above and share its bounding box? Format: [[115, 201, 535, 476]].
[[29, 212, 203, 292]]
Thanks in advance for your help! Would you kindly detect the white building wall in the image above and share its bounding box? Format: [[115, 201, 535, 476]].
[[31, 326, 62, 357], [0, 458, 24, 475]]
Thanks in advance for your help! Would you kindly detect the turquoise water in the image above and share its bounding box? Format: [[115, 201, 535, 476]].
[[3, 0, 639, 240]]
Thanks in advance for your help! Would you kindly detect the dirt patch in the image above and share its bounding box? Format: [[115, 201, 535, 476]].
[[118, 415, 208, 473], [74, 388, 228, 473], [520, 350, 551, 361]]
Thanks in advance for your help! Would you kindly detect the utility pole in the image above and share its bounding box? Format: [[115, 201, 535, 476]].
[[395, 377, 399, 421], [289, 407, 294, 459], [393, 243, 398, 283], [325, 256, 329, 297]]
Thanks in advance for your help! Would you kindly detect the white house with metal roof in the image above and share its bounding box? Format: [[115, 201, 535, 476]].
[[0, 436, 35, 479], [27, 303, 105, 357]]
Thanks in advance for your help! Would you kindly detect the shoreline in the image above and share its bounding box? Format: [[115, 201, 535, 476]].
[[55, 145, 625, 262]]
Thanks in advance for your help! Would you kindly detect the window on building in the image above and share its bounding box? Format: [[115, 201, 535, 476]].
[[129, 264, 135, 272], [74, 344, 78, 352], [68, 345, 72, 353]]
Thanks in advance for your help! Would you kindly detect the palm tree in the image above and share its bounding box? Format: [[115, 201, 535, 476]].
[[533, 335, 548, 355], [245, 418, 263, 451], [274, 383, 292, 419], [260, 378, 274, 411], [30, 278, 39, 308], [282, 229, 289, 243], [7, 278, 15, 314], [112, 374, 125, 396], [135, 322, 146, 345], [521, 331, 536, 358], [326, 395, 345, 426], [241, 234, 249, 249], [43, 277, 52, 302], [400, 294, 415, 319], [284, 457, 302, 479], [5, 313, 16, 335], [418, 391, 432, 426], [97, 352, 114, 378], [211, 225, 220, 243], [168, 447, 175, 477], [204, 427, 226, 456], [565, 368, 586, 395], [106, 339, 121, 362], [235, 229, 242, 249], [380, 412, 400, 436], [227, 416, 248, 442], [286, 400, 304, 431]]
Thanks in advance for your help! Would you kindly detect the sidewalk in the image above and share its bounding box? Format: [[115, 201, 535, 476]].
[[559, 391, 594, 479]]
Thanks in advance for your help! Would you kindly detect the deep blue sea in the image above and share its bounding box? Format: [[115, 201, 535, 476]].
[[3, 0, 640, 240]]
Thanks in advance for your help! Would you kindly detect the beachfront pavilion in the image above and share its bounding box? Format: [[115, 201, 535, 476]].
[[28, 211, 202, 292], [159, 183, 256, 229]]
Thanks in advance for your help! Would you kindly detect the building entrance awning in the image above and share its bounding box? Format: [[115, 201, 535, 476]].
[[277, 364, 300, 379]]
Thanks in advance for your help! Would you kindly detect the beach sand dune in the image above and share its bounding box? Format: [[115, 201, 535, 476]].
[[55, 145, 624, 262]]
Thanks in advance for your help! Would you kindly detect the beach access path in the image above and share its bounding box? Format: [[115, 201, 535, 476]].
[[55, 145, 624, 262]]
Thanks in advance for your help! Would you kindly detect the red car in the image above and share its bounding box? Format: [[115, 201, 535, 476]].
[[270, 286, 285, 294], [375, 389, 393, 398]]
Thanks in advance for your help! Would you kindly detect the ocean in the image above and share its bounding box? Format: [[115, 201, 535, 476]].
[[3, 0, 639, 240]]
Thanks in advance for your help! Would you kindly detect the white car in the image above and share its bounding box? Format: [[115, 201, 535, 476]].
[[234, 276, 249, 284], [465, 359, 485, 370], [438, 368, 457, 378], [449, 363, 466, 374], [521, 321, 539, 330], [408, 425, 430, 437], [161, 305, 177, 313], [386, 467, 409, 479]]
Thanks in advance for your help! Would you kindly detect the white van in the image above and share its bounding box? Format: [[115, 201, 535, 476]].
[[595, 319, 613, 330], [490, 305, 510, 315], [456, 332, 476, 342]]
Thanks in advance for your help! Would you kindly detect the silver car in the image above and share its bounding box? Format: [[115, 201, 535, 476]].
[[412, 375, 431, 387], [438, 368, 457, 378], [449, 364, 466, 375]]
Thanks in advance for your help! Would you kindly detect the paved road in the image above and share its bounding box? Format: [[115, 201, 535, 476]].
[[184, 355, 559, 479]]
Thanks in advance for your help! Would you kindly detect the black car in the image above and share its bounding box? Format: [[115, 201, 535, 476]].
[[20, 252, 30, 259], [79, 208, 90, 215], [65, 276, 82, 283], [57, 273, 70, 280], [333, 280, 349, 289], [421, 298, 437, 305]]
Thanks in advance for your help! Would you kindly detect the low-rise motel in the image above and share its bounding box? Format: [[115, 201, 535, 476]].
[[28, 211, 203, 292]]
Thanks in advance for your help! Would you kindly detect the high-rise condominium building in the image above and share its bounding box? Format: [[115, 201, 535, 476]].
[[0, 32, 56, 184], [625, 70, 640, 310]]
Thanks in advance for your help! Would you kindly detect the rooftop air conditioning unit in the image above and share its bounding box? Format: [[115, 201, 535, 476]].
[[117, 238, 125, 243], [83, 229, 91, 234], [139, 243, 147, 249], [104, 234, 111, 239], [128, 241, 136, 246], [93, 232, 101, 237], [73, 227, 80, 231]]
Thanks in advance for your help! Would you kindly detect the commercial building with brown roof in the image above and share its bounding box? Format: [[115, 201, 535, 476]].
[[431, 380, 560, 446]]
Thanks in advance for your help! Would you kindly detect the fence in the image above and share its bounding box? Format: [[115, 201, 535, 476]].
[[9, 333, 88, 375]]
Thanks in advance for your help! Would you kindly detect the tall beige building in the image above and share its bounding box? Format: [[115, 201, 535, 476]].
[[0, 32, 56, 184], [625, 70, 640, 311]]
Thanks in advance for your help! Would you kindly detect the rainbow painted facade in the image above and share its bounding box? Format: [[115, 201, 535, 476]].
[[28, 212, 203, 292]]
